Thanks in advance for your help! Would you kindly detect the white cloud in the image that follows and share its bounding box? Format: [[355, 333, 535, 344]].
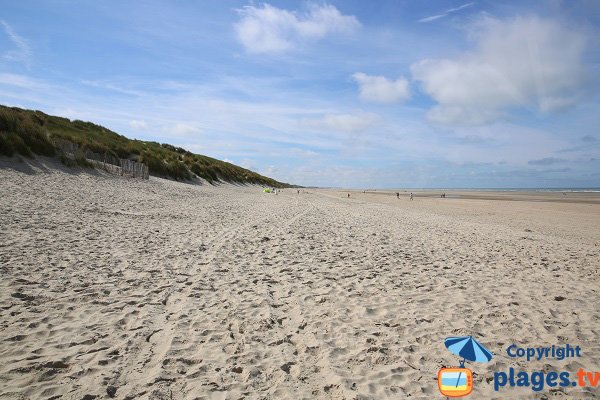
[[289, 147, 319, 159], [411, 16, 588, 126], [352, 72, 410, 103], [129, 119, 147, 130], [418, 2, 475, 23], [262, 165, 278, 177], [234, 3, 360, 54], [239, 158, 258, 171], [1, 21, 32, 67], [170, 123, 201, 136], [81, 80, 143, 97], [0, 73, 45, 89], [301, 112, 379, 133]]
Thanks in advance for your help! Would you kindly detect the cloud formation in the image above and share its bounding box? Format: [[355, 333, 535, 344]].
[[234, 3, 360, 54], [170, 123, 201, 136], [1, 21, 32, 67], [411, 16, 588, 126], [301, 112, 379, 133], [352, 72, 410, 103], [418, 2, 475, 23], [129, 120, 147, 130], [528, 157, 566, 166], [581, 135, 597, 143], [0, 73, 45, 89], [289, 147, 319, 159]]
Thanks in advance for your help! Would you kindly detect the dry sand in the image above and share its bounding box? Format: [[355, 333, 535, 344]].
[[1, 159, 599, 399]]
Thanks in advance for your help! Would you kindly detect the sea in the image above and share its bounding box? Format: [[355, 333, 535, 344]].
[[385, 188, 600, 193]]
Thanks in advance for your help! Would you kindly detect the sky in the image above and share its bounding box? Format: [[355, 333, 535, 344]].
[[1, 0, 599, 188]]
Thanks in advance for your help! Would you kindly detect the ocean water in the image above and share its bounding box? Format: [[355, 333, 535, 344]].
[[392, 188, 600, 193]]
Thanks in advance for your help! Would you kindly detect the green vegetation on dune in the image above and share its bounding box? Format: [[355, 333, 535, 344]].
[[0, 105, 289, 187], [0, 107, 56, 158]]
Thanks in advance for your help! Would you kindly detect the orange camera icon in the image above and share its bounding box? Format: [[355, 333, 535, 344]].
[[438, 367, 473, 397]]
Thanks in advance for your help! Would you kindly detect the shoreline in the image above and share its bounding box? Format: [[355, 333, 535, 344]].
[[333, 189, 600, 204]]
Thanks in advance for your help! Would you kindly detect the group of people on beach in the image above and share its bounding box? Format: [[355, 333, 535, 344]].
[[347, 191, 447, 200], [395, 192, 413, 200], [348, 191, 415, 200]]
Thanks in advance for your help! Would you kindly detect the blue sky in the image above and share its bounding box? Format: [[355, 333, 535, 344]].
[[1, 0, 599, 188]]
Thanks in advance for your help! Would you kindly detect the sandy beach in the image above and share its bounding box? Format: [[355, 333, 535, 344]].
[[1, 159, 599, 400]]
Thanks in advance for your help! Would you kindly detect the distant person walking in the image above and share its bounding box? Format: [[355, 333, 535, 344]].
[[396, 192, 399, 199], [410, 192, 413, 201], [348, 193, 350, 198]]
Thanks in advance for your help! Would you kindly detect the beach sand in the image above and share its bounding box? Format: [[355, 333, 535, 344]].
[[1, 159, 599, 399]]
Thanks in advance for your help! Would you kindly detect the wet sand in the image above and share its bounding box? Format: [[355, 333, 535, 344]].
[[352, 189, 600, 204]]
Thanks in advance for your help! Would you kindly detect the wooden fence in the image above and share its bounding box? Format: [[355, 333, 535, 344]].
[[120, 158, 149, 179], [54, 138, 149, 180]]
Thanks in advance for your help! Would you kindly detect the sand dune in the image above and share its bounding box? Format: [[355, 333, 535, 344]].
[[1, 160, 599, 399]]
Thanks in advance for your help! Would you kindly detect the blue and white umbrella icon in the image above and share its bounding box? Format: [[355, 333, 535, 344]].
[[445, 336, 493, 365], [444, 336, 493, 389]]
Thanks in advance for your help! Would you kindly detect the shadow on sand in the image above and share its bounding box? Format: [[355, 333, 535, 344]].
[[0, 156, 105, 177]]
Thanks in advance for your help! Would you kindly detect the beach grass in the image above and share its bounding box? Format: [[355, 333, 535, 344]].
[[0, 105, 288, 187]]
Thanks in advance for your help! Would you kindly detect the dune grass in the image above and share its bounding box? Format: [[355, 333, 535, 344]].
[[0, 105, 288, 187], [0, 108, 55, 158]]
